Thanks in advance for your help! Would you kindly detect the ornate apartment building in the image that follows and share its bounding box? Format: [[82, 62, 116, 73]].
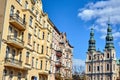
[[0, 0, 73, 80], [85, 23, 119, 80]]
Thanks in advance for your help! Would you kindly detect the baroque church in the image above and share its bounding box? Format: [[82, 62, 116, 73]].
[[85, 23, 119, 80]]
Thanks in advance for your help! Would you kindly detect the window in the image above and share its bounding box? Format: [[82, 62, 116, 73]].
[[107, 64, 109, 71], [6, 46, 10, 58], [12, 49, 16, 59], [32, 57, 34, 67], [3, 69, 7, 80], [23, 14, 26, 24], [40, 60, 43, 69], [38, 29, 40, 38], [9, 26, 12, 34], [41, 45, 44, 54], [9, 71, 13, 80], [25, 1, 28, 9], [29, 16, 33, 26], [26, 52, 30, 63], [46, 46, 48, 54], [37, 44, 39, 52], [17, 0, 21, 4], [45, 61, 48, 70], [36, 11, 39, 21], [16, 10, 20, 21], [89, 65, 91, 72], [36, 59, 38, 69], [42, 32, 45, 40], [107, 53, 109, 58], [39, 15, 42, 23], [10, 5, 14, 15], [47, 33, 49, 41], [31, 6, 34, 12], [28, 33, 31, 44], [97, 66, 100, 71], [18, 72, 21, 80], [33, 41, 35, 50], [34, 26, 37, 35], [43, 21, 46, 28], [19, 52, 22, 61], [89, 55, 91, 60]]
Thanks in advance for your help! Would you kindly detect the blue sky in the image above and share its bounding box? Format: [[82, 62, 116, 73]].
[[42, 0, 120, 66]]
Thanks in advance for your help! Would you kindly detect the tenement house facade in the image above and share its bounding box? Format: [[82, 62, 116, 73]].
[[0, 0, 73, 80], [85, 23, 118, 80]]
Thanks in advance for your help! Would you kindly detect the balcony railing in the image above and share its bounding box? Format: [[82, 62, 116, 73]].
[[5, 57, 22, 67], [7, 35, 24, 48], [9, 14, 26, 30], [55, 61, 62, 68], [56, 50, 62, 57]]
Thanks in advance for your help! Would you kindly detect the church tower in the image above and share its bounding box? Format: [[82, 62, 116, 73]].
[[85, 23, 117, 80]]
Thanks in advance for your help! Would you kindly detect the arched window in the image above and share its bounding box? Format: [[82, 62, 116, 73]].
[[10, 5, 15, 15], [6, 46, 10, 58]]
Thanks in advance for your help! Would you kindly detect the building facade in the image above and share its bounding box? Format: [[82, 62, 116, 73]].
[[0, 0, 73, 80], [85, 23, 118, 80]]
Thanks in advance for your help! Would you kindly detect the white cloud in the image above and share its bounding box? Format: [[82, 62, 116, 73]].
[[72, 58, 85, 67], [113, 32, 120, 39], [78, 0, 120, 39]]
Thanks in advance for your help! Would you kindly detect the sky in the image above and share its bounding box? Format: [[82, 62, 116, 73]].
[[42, 0, 120, 67]]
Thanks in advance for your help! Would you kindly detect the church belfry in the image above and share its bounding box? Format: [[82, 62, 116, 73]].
[[105, 23, 114, 49], [88, 28, 96, 51]]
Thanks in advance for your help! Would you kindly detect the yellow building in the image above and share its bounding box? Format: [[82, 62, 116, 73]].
[[0, 0, 73, 80]]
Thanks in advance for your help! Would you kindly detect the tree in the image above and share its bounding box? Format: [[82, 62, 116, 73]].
[[72, 65, 86, 80]]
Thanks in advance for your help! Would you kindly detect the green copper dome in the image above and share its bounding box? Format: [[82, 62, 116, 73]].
[[105, 23, 114, 49], [88, 28, 96, 51]]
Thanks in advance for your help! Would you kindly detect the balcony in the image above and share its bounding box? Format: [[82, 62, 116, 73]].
[[55, 61, 62, 68], [9, 14, 26, 30], [7, 35, 24, 49], [4, 57, 22, 69], [56, 50, 62, 57]]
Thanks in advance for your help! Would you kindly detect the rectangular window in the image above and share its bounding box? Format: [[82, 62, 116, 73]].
[[42, 32, 45, 40], [32, 57, 34, 68], [107, 64, 109, 71], [25, 1, 28, 9], [45, 61, 48, 70], [34, 26, 37, 36], [33, 41, 35, 50], [36, 59, 38, 69], [29, 16, 33, 26], [41, 45, 44, 54], [40, 60, 43, 70], [37, 44, 39, 52], [97, 66, 100, 71], [38, 29, 40, 39], [26, 52, 30, 64], [28, 33, 31, 44]]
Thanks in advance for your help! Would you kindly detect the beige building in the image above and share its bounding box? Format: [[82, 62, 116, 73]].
[[85, 23, 119, 80], [0, 0, 73, 80]]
